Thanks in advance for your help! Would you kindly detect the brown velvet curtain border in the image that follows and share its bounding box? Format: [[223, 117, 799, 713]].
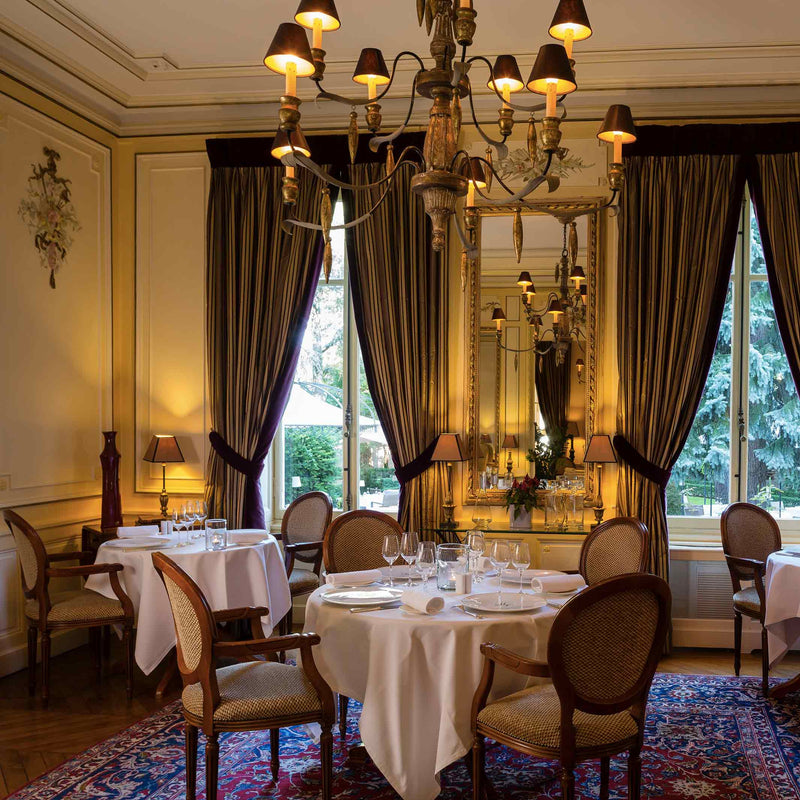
[[535, 346, 570, 437]]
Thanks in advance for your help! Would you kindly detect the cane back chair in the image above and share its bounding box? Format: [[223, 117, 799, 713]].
[[152, 552, 335, 800], [579, 517, 650, 586], [472, 573, 671, 800], [4, 508, 135, 704], [721, 502, 781, 695]]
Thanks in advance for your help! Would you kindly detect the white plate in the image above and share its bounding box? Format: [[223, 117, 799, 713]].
[[461, 593, 547, 613], [320, 586, 404, 607], [500, 568, 564, 584], [380, 566, 422, 581], [104, 537, 166, 551]]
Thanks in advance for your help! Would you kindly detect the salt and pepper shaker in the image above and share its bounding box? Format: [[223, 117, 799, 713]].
[[454, 572, 472, 595]]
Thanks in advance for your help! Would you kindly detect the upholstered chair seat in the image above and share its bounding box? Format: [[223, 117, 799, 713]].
[[182, 661, 322, 723], [25, 589, 126, 623], [288, 569, 320, 595], [579, 516, 650, 585], [732, 586, 761, 615]]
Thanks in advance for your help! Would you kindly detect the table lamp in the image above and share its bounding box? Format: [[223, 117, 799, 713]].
[[143, 434, 184, 517], [565, 421, 581, 462], [501, 433, 518, 478], [431, 433, 467, 530], [583, 434, 616, 525]]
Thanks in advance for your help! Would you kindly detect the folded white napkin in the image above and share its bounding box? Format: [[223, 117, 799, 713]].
[[531, 574, 587, 594], [228, 530, 268, 545], [401, 589, 444, 615], [325, 569, 382, 587], [116, 525, 160, 538]]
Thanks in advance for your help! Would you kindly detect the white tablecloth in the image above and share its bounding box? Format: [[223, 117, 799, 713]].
[[304, 580, 557, 800], [765, 551, 800, 666], [86, 532, 291, 675]]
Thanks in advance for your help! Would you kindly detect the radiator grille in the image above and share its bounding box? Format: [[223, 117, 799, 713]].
[[689, 562, 734, 619]]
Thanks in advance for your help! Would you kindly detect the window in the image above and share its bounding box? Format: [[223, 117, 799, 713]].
[[669, 195, 800, 520], [269, 203, 400, 515]]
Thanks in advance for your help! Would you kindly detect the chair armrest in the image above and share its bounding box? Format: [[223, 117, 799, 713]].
[[46, 563, 124, 578], [480, 643, 551, 678], [284, 541, 324, 577], [726, 555, 766, 574], [47, 550, 94, 565], [213, 606, 269, 623], [284, 541, 324, 553], [213, 632, 321, 660]]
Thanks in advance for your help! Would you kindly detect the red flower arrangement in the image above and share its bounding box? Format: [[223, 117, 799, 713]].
[[504, 474, 544, 519]]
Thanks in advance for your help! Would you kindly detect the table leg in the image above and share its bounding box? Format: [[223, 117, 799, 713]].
[[769, 671, 800, 700], [155, 650, 179, 699]]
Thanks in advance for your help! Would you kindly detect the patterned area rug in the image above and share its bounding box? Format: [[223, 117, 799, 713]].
[[9, 674, 800, 800]]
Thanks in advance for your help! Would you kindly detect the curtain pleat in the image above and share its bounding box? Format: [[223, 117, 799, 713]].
[[205, 166, 325, 528], [343, 164, 448, 531], [616, 154, 746, 587]]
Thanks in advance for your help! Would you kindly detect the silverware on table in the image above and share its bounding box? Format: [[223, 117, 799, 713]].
[[349, 605, 399, 614], [456, 604, 486, 620]]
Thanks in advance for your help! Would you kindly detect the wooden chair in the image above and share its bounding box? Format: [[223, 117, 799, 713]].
[[721, 502, 781, 695], [579, 517, 650, 585], [279, 491, 333, 638], [3, 508, 134, 704], [323, 509, 404, 737], [472, 573, 671, 800], [152, 552, 335, 800]]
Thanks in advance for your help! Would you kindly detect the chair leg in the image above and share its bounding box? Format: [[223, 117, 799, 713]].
[[472, 735, 485, 800], [40, 630, 51, 705], [733, 611, 742, 677], [278, 603, 293, 663], [270, 728, 280, 781], [205, 732, 219, 800], [27, 626, 37, 697], [560, 765, 575, 800], [320, 722, 333, 800], [628, 747, 642, 800], [338, 694, 349, 740], [761, 624, 770, 696], [91, 627, 102, 680], [123, 624, 134, 701], [185, 723, 198, 800], [600, 756, 610, 800]]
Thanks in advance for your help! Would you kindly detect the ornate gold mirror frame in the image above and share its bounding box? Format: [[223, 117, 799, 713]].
[[464, 199, 604, 504]]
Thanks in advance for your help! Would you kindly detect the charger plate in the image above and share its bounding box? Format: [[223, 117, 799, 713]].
[[103, 537, 166, 551], [499, 568, 564, 584], [461, 593, 547, 613], [320, 586, 404, 607]]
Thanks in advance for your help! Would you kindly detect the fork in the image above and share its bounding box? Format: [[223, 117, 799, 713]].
[[456, 604, 486, 620]]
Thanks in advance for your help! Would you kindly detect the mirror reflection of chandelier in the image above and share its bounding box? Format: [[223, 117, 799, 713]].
[[490, 220, 586, 366]]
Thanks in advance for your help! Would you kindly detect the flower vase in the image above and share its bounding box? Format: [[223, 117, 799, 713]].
[[100, 431, 123, 529], [508, 505, 532, 529]]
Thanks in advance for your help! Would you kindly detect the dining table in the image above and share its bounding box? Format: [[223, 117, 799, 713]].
[[304, 574, 559, 800], [765, 549, 800, 698], [85, 530, 291, 676]]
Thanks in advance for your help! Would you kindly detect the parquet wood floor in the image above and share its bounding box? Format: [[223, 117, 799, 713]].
[[1, 640, 799, 798]]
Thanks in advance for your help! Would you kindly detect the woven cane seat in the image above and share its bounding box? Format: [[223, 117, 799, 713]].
[[288, 569, 320, 596], [325, 511, 403, 573], [25, 589, 125, 623], [580, 518, 648, 586], [723, 504, 781, 564], [733, 586, 761, 615], [477, 685, 637, 751], [182, 661, 322, 722]]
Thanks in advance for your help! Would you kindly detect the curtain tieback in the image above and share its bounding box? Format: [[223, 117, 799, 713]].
[[395, 439, 438, 486], [612, 435, 670, 489], [209, 431, 264, 480]]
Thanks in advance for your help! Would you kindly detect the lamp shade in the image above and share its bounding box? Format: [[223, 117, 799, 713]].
[[569, 264, 586, 283], [487, 55, 524, 94], [548, 0, 592, 43], [527, 44, 576, 95], [431, 433, 467, 462], [467, 157, 487, 188], [270, 126, 312, 160], [264, 22, 315, 77], [502, 434, 518, 449], [491, 307, 506, 323], [143, 435, 184, 464], [517, 270, 533, 288], [565, 421, 581, 437], [294, 0, 341, 31], [597, 104, 637, 144], [584, 434, 617, 464], [547, 297, 564, 316], [352, 48, 390, 85]]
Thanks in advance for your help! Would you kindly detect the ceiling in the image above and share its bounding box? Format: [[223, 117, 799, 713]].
[[2, 0, 800, 135]]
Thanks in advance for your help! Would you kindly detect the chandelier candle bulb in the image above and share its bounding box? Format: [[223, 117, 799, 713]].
[[312, 16, 323, 49], [546, 81, 558, 118], [285, 60, 297, 97], [613, 131, 623, 164], [563, 27, 575, 58]]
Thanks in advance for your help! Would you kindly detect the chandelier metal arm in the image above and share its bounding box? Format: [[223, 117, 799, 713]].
[[465, 81, 509, 156], [367, 72, 422, 151], [466, 55, 563, 115], [471, 151, 555, 205]]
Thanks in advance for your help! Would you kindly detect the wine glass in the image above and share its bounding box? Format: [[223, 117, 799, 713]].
[[417, 541, 437, 592], [511, 541, 530, 604], [196, 500, 208, 537], [382, 533, 400, 587], [489, 540, 511, 609], [400, 531, 420, 587], [179, 504, 192, 547], [467, 531, 485, 584]]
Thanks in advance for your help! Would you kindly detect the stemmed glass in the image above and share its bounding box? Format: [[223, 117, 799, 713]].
[[195, 501, 208, 540], [489, 540, 511, 609], [467, 531, 485, 584], [417, 541, 436, 592], [511, 541, 530, 605], [400, 531, 420, 587], [179, 504, 193, 546], [382, 533, 400, 588]]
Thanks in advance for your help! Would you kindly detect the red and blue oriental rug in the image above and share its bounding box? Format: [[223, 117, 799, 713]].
[[8, 674, 800, 799]]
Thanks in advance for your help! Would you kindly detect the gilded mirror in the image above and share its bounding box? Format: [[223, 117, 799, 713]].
[[464, 200, 603, 503]]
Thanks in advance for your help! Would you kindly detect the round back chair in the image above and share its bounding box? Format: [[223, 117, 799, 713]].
[[579, 516, 650, 586], [721, 502, 781, 565], [323, 510, 404, 574], [281, 491, 333, 569]]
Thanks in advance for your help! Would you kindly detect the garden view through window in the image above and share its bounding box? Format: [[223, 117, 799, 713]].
[[669, 198, 800, 519], [277, 203, 400, 513]]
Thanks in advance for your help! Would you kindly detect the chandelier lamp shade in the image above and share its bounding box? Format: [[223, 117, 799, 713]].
[[263, 0, 637, 266]]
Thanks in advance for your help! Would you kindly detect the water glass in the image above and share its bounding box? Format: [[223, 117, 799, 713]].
[[382, 533, 400, 587], [436, 543, 469, 591], [417, 541, 436, 591], [489, 539, 511, 608], [511, 541, 530, 602], [400, 531, 420, 587], [467, 530, 485, 583], [205, 518, 228, 551]]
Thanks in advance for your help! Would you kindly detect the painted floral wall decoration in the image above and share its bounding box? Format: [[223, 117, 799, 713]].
[[18, 146, 80, 289]]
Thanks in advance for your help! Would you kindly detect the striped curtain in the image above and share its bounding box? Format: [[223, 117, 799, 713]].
[[615, 154, 746, 585], [343, 163, 448, 532]]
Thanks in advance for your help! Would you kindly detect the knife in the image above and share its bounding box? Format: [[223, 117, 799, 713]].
[[349, 605, 399, 614], [457, 605, 486, 619]]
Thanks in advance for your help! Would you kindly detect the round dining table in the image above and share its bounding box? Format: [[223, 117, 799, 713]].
[[765, 549, 800, 698], [85, 531, 291, 675], [304, 577, 558, 800]]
